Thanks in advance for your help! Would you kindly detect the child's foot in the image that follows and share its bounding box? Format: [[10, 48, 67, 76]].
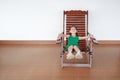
[[66, 52, 74, 60], [75, 51, 83, 59]]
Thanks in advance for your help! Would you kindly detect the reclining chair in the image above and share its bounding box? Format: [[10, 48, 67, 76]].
[[60, 10, 93, 68]]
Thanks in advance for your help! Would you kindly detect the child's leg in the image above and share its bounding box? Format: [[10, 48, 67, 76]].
[[73, 46, 83, 59], [66, 46, 74, 59]]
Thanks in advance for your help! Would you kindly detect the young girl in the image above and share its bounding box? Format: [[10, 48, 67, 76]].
[[57, 26, 89, 60]]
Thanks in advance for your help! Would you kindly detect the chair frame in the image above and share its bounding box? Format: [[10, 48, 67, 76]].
[[60, 10, 93, 68]]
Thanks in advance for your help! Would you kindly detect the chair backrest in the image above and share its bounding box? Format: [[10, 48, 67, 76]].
[[63, 10, 88, 51]]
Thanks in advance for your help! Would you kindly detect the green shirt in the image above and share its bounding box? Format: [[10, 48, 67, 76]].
[[66, 35, 79, 51]]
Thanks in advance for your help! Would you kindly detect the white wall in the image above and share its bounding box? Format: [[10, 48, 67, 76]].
[[0, 0, 120, 40]]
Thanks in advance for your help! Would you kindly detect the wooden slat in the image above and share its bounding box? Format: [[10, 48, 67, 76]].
[[66, 23, 85, 25], [66, 25, 85, 27], [64, 10, 88, 15], [66, 18, 85, 21]]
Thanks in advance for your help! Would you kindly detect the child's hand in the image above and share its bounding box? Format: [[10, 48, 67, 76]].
[[86, 35, 90, 40]]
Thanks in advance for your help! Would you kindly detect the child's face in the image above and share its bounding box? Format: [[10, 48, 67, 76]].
[[70, 27, 77, 34]]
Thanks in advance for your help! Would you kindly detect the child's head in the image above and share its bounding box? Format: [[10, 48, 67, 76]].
[[70, 26, 77, 34]]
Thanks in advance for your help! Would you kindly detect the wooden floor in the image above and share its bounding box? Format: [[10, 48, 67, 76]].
[[0, 44, 120, 80]]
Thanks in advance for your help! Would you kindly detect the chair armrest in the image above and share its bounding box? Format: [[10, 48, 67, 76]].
[[56, 39, 62, 44], [88, 33, 99, 44]]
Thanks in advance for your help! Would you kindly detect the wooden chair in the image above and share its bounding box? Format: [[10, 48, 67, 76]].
[[60, 10, 93, 68]]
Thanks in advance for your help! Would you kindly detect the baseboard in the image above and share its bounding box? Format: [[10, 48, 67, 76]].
[[0, 40, 56, 45], [98, 40, 120, 44], [0, 40, 120, 45]]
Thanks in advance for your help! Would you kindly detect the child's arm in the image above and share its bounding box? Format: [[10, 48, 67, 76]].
[[79, 36, 89, 40]]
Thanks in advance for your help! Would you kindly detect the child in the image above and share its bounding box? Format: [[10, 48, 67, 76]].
[[57, 26, 89, 60]]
